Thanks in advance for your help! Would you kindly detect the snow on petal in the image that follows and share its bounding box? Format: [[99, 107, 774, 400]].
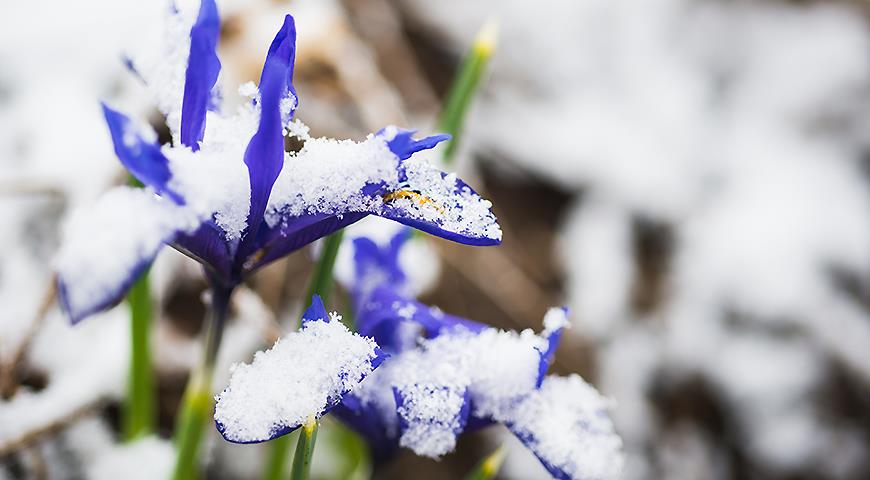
[[264, 127, 501, 245], [390, 335, 473, 458], [372, 320, 556, 458], [265, 134, 399, 223], [214, 314, 383, 443], [380, 156, 502, 244], [56, 187, 201, 323], [504, 375, 624, 480]]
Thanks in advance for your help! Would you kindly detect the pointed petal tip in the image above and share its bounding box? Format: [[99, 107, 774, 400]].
[[301, 294, 329, 325]]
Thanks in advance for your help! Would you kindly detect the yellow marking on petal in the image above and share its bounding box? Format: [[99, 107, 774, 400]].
[[383, 189, 446, 214]]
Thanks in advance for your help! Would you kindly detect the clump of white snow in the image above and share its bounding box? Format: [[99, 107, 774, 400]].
[[214, 313, 382, 443], [55, 187, 202, 318], [265, 131, 502, 243], [505, 375, 625, 480], [353, 311, 566, 458]]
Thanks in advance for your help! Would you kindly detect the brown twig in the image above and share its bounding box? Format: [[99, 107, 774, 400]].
[[0, 276, 57, 399]]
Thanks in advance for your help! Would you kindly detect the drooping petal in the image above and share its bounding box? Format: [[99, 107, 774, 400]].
[[393, 385, 470, 458], [214, 303, 385, 443], [171, 220, 233, 280], [377, 160, 502, 246], [237, 15, 297, 261], [504, 375, 624, 480], [101, 104, 184, 204], [57, 187, 199, 324], [180, 0, 221, 150], [244, 212, 367, 274], [377, 127, 450, 161]]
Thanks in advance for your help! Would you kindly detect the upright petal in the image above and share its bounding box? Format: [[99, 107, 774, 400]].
[[101, 104, 184, 204], [57, 187, 198, 323], [238, 15, 297, 260], [300, 294, 329, 327], [180, 0, 221, 150]]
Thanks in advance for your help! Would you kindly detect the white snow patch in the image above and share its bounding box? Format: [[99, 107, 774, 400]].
[[214, 314, 381, 443], [504, 375, 625, 480]]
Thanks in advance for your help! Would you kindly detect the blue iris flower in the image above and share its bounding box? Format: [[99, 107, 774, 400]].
[[332, 229, 569, 464], [57, 0, 501, 324]]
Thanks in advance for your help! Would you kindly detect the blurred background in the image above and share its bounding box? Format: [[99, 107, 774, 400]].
[[3, 0, 870, 478]]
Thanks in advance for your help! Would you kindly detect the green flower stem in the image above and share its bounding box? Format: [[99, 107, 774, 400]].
[[172, 282, 233, 480], [290, 416, 319, 480], [463, 444, 507, 480], [263, 229, 345, 480], [437, 20, 498, 164], [123, 271, 156, 441]]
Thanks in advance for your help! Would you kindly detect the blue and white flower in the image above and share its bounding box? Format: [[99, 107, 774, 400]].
[[55, 0, 502, 324], [332, 229, 624, 479]]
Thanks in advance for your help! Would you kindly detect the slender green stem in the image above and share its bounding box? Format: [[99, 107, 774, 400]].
[[123, 271, 156, 441], [304, 230, 345, 306], [172, 282, 233, 480], [289, 417, 319, 480], [463, 444, 507, 480], [263, 229, 345, 480], [437, 20, 498, 164]]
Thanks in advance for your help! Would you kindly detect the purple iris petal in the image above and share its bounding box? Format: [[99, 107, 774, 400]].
[[351, 233, 408, 295], [332, 394, 399, 463], [246, 212, 367, 273], [376, 176, 501, 247], [58, 254, 155, 325], [101, 104, 184, 204], [356, 287, 487, 353], [505, 423, 576, 480], [392, 386, 471, 447], [379, 128, 451, 161], [238, 15, 297, 261], [172, 220, 234, 280], [301, 294, 329, 326], [180, 0, 221, 150]]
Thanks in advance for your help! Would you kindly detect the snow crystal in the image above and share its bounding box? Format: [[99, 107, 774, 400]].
[[505, 375, 624, 480], [214, 314, 381, 443], [55, 187, 201, 318]]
